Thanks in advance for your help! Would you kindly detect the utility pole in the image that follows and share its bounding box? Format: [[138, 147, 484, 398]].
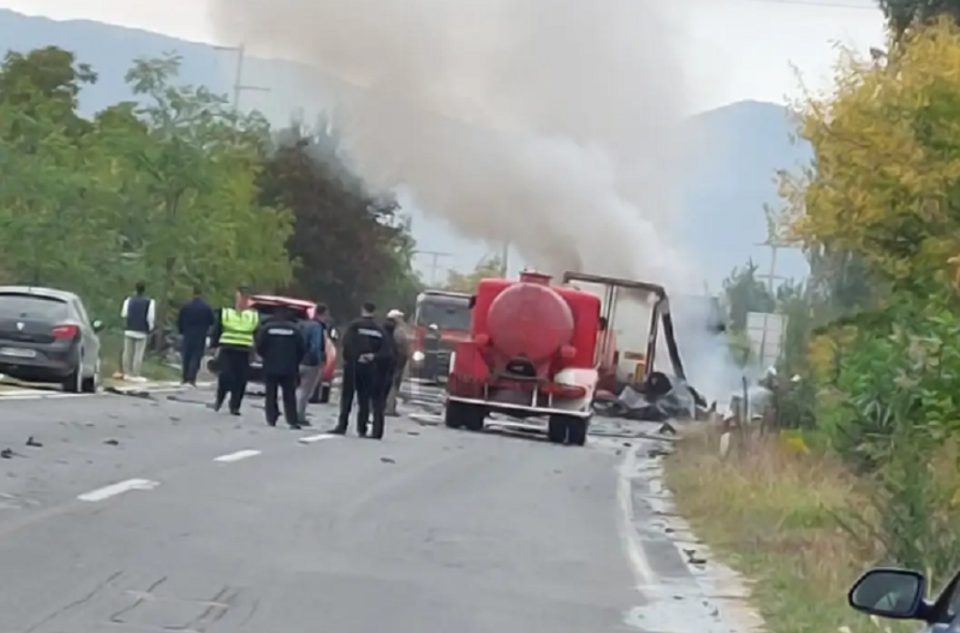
[[213, 44, 270, 111], [754, 239, 796, 368], [414, 250, 453, 286]]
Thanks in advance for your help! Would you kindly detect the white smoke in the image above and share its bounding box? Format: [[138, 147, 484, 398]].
[[208, 0, 695, 287]]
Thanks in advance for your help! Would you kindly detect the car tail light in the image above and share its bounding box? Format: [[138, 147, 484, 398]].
[[52, 324, 79, 340]]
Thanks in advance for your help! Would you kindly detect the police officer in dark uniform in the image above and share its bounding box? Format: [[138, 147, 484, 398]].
[[255, 307, 306, 429], [333, 302, 393, 439]]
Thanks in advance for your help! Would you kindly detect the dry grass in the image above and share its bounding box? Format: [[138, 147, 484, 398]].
[[664, 429, 898, 633]]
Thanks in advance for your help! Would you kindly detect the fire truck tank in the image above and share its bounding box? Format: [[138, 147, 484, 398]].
[[486, 271, 574, 363]]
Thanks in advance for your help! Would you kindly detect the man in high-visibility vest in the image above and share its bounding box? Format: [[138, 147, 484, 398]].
[[211, 286, 260, 415]]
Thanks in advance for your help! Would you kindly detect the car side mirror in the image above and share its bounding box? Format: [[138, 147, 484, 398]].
[[92, 319, 104, 332], [849, 568, 927, 620]]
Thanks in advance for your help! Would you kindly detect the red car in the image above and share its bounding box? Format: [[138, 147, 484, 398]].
[[246, 295, 337, 402]]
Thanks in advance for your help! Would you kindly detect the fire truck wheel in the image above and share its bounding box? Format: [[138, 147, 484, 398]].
[[464, 406, 485, 432], [547, 416, 568, 444], [567, 418, 588, 446]]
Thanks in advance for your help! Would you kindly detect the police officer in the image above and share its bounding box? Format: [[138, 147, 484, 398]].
[[211, 286, 260, 415], [255, 306, 306, 429], [333, 302, 393, 439]]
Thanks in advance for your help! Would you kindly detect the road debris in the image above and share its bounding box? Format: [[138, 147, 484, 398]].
[[1, 448, 16, 459], [103, 439, 120, 446], [25, 436, 42, 448], [380, 457, 396, 464]]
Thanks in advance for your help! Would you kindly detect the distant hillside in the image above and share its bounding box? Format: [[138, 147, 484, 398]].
[[684, 100, 812, 289], [0, 9, 812, 287]]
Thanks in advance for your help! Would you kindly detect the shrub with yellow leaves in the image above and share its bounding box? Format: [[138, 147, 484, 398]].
[[785, 18, 960, 290]]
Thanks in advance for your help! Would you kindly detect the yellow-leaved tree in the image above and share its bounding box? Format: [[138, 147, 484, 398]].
[[783, 18, 960, 290]]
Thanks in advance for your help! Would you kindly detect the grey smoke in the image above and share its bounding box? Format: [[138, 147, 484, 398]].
[[208, 0, 695, 286]]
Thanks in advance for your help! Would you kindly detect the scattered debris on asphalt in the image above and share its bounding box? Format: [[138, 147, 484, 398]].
[[406, 431, 420, 436], [409, 413, 441, 426], [380, 457, 396, 464], [1, 448, 15, 459], [658, 421, 678, 436], [106, 386, 154, 399], [104, 439, 120, 446], [25, 436, 42, 448]]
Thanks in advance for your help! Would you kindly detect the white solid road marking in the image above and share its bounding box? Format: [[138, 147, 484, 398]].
[[213, 449, 261, 463], [78, 478, 160, 502], [617, 447, 655, 588], [298, 433, 337, 445]]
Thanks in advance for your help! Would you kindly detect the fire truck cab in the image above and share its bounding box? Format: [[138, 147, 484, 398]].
[[409, 290, 472, 385], [445, 270, 601, 446]]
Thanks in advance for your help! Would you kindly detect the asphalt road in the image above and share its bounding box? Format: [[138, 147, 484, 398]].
[[0, 387, 722, 633]]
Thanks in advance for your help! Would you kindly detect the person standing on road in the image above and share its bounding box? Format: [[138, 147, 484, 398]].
[[255, 307, 306, 429], [296, 306, 328, 426], [333, 302, 390, 438], [211, 286, 260, 415], [120, 281, 155, 382], [384, 309, 410, 417], [177, 285, 215, 387]]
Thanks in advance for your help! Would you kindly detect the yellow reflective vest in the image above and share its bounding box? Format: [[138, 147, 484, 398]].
[[219, 308, 259, 348]]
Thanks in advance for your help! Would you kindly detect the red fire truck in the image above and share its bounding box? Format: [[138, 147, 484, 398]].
[[408, 290, 472, 385], [444, 270, 689, 446], [444, 271, 600, 445]]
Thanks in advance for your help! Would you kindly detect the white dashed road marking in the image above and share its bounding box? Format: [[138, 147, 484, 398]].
[[213, 449, 261, 463], [298, 433, 337, 445], [78, 478, 160, 502]]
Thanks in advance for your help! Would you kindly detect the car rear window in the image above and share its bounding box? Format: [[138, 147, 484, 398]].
[[255, 303, 310, 321], [0, 294, 70, 320]]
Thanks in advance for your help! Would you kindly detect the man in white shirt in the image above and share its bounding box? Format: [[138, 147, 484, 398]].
[[120, 281, 156, 382]]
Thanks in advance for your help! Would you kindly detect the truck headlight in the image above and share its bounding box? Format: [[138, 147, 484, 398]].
[[412, 350, 426, 363]]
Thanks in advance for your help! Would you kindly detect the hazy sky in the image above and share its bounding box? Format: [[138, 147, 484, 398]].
[[0, 0, 886, 111]]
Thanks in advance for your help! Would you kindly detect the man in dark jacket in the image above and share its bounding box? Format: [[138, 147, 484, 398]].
[[177, 286, 215, 386], [333, 302, 393, 439], [255, 307, 306, 429]]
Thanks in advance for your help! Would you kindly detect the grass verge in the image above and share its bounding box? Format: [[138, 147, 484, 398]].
[[663, 430, 895, 633], [99, 331, 180, 382]]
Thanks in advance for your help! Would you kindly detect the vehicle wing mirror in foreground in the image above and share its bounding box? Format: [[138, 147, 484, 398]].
[[92, 319, 104, 332], [849, 568, 927, 620]]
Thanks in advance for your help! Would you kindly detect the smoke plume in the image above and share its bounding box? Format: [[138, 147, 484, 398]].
[[208, 0, 694, 286]]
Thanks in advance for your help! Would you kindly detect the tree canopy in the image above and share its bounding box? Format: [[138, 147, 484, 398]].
[[0, 46, 420, 328], [443, 255, 503, 294], [783, 19, 960, 293]]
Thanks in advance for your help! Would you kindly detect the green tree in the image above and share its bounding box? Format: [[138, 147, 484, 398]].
[[258, 123, 419, 320], [880, 0, 960, 39], [722, 261, 775, 331], [112, 54, 292, 323], [0, 47, 123, 315], [443, 255, 504, 293]]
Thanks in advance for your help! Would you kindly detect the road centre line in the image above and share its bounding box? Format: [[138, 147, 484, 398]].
[[78, 478, 160, 502], [213, 449, 261, 463], [298, 433, 337, 444]]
